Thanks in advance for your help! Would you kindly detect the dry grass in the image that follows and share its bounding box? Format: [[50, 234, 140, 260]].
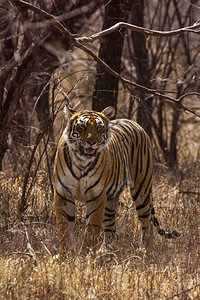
[[0, 118, 200, 299]]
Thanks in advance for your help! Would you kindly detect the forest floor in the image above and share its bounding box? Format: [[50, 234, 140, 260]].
[[0, 112, 199, 299]]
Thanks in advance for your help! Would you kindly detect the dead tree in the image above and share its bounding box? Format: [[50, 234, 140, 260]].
[[92, 0, 132, 115], [130, 0, 153, 138]]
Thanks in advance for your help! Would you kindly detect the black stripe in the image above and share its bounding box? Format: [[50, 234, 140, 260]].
[[112, 126, 129, 145], [106, 162, 119, 197], [119, 123, 133, 139], [139, 213, 150, 219], [128, 122, 139, 145], [56, 167, 72, 194], [86, 189, 104, 204], [85, 166, 105, 194], [140, 132, 147, 174], [73, 150, 86, 162], [89, 153, 103, 177], [138, 207, 151, 219], [104, 212, 115, 218], [81, 152, 101, 177], [134, 147, 140, 183], [55, 190, 74, 205], [105, 207, 115, 213], [108, 183, 126, 200], [60, 211, 75, 222], [134, 148, 151, 201], [63, 142, 79, 180], [136, 193, 150, 211], [108, 141, 127, 198], [103, 222, 115, 227], [58, 153, 67, 176], [104, 229, 116, 233], [144, 175, 152, 194], [130, 130, 141, 181], [106, 141, 120, 197], [86, 202, 103, 219], [139, 141, 143, 175], [123, 150, 128, 182], [111, 127, 129, 154]]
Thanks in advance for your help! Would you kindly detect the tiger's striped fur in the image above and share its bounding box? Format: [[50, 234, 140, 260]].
[[54, 106, 179, 253]]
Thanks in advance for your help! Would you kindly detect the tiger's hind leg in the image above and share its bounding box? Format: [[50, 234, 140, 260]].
[[131, 186, 154, 248], [131, 187, 180, 248], [54, 192, 75, 254], [103, 198, 118, 249]]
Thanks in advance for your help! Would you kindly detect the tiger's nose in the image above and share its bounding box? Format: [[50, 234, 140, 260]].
[[87, 137, 96, 145], [86, 133, 96, 145]]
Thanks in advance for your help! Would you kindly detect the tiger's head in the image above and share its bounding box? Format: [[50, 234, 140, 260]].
[[64, 106, 115, 159]]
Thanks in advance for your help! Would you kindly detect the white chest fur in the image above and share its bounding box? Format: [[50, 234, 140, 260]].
[[56, 161, 104, 203]]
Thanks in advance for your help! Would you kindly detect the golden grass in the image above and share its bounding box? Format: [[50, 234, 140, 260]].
[[0, 166, 199, 299], [0, 118, 200, 299]]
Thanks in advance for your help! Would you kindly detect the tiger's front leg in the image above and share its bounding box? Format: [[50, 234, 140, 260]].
[[82, 192, 107, 251], [54, 192, 75, 254]]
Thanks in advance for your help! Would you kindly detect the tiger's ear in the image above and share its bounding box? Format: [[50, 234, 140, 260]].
[[101, 106, 115, 119], [63, 105, 76, 119]]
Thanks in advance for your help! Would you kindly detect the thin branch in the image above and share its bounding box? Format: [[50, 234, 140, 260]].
[[23, 2, 96, 30], [77, 20, 200, 43], [177, 92, 200, 102]]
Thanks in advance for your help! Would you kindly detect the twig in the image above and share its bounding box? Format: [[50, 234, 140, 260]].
[[43, 135, 54, 195], [179, 191, 200, 196], [21, 222, 38, 266], [177, 92, 200, 102], [167, 283, 200, 300], [41, 241, 52, 256]]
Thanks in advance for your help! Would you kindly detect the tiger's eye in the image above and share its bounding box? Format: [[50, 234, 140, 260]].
[[97, 124, 104, 131], [78, 123, 85, 130], [72, 132, 79, 138]]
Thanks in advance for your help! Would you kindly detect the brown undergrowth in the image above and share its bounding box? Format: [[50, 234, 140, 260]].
[[0, 119, 199, 299]]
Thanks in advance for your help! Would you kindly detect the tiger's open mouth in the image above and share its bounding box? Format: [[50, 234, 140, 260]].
[[84, 148, 95, 155]]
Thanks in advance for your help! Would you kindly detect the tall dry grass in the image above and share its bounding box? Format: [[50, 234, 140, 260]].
[[0, 116, 199, 299]]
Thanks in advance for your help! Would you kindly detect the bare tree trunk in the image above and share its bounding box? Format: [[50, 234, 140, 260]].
[[35, 0, 103, 129], [130, 0, 153, 137], [92, 0, 131, 115], [0, 46, 44, 170]]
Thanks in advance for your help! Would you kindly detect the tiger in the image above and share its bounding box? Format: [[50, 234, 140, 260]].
[[54, 106, 179, 253]]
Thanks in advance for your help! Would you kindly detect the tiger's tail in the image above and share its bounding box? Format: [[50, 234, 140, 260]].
[[151, 208, 180, 239]]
